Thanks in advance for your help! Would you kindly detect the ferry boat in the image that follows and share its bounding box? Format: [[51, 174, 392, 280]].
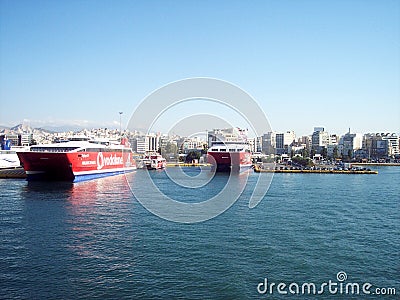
[[143, 154, 167, 170], [17, 137, 136, 182], [207, 141, 252, 172]]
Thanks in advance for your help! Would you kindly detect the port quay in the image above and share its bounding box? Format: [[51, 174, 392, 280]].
[[1, 124, 399, 178]]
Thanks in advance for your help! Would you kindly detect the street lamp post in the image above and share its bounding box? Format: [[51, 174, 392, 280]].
[[119, 111, 123, 135]]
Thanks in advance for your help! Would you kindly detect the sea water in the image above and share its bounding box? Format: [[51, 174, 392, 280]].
[[1, 167, 398, 299]]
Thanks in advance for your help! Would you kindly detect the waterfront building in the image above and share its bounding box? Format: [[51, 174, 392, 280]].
[[327, 144, 338, 159], [275, 131, 296, 155], [148, 134, 160, 152], [311, 127, 330, 153], [159, 135, 169, 152], [256, 136, 262, 153], [299, 135, 312, 153], [180, 137, 204, 152], [132, 134, 160, 154], [354, 148, 368, 160], [324, 134, 339, 159], [340, 131, 363, 158], [133, 137, 146, 154], [261, 132, 276, 155], [337, 144, 344, 158], [363, 133, 399, 159], [20, 133, 33, 146], [384, 133, 399, 157], [247, 136, 262, 153]]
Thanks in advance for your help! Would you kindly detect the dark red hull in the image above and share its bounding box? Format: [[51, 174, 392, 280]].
[[207, 151, 252, 172]]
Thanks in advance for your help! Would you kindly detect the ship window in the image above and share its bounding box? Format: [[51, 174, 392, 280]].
[[89, 140, 109, 146], [69, 137, 90, 142], [107, 148, 123, 152], [229, 149, 236, 152], [220, 149, 226, 152], [30, 146, 79, 152], [86, 148, 102, 152], [210, 148, 217, 151]]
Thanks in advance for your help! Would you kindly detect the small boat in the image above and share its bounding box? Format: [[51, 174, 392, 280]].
[[143, 154, 167, 170]]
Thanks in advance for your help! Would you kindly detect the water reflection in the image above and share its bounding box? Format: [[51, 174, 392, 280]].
[[65, 174, 134, 259], [23, 181, 74, 201]]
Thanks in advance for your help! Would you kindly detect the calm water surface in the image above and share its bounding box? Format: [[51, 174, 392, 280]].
[[1, 167, 399, 299]]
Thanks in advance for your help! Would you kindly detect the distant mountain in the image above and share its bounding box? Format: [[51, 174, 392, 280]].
[[3, 120, 120, 134], [10, 123, 33, 133], [33, 127, 56, 134], [39, 123, 122, 132], [38, 125, 92, 133], [7, 123, 87, 133]]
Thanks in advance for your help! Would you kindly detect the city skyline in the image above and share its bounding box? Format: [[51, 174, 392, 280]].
[[2, 124, 398, 160], [1, 119, 398, 139], [1, 1, 399, 136]]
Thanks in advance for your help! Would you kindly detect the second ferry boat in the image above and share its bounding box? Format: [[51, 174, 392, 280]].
[[17, 136, 136, 182], [207, 141, 252, 172]]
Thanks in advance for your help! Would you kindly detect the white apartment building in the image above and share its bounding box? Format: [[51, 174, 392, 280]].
[[134, 134, 160, 153]]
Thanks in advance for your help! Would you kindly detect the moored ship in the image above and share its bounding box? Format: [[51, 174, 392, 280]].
[[17, 137, 136, 182], [143, 154, 167, 170], [207, 141, 252, 172]]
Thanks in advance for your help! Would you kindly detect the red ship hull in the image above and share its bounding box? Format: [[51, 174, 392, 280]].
[[18, 151, 136, 182], [207, 151, 252, 172]]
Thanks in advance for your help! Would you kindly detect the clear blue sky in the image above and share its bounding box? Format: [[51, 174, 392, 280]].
[[1, 0, 399, 136]]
